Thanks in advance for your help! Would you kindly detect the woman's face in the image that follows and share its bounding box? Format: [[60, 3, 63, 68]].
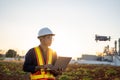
[[40, 35, 53, 46]]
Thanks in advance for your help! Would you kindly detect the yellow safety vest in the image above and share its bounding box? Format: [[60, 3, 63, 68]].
[[30, 46, 55, 80]]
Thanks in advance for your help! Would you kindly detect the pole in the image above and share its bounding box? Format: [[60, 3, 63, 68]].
[[118, 38, 120, 56], [115, 40, 117, 55]]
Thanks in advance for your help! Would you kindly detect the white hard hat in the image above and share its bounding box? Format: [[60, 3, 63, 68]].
[[38, 27, 55, 38]]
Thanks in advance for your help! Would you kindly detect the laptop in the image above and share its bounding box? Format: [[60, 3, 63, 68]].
[[54, 56, 72, 71]]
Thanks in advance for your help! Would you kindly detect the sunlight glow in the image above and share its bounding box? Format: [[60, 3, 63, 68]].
[[0, 0, 120, 58]]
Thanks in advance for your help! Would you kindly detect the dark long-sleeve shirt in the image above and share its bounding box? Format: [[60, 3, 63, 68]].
[[23, 47, 57, 74]]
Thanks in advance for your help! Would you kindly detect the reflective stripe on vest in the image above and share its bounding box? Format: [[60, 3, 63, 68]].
[[31, 46, 55, 80], [34, 46, 53, 65], [31, 71, 55, 79]]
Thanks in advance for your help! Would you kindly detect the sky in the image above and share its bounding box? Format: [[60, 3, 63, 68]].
[[0, 0, 120, 58]]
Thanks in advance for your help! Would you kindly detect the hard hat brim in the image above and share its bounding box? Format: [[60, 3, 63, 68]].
[[37, 34, 55, 38]]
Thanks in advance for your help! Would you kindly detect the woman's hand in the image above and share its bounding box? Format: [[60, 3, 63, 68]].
[[35, 64, 63, 76], [44, 64, 53, 69], [35, 64, 53, 71], [35, 65, 44, 71]]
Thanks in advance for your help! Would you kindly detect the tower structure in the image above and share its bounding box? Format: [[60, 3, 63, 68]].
[[115, 40, 117, 55], [118, 38, 120, 56]]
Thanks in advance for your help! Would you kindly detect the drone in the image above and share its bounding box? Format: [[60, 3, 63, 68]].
[[95, 34, 111, 42]]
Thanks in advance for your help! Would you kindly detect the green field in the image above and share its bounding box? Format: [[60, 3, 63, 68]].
[[0, 61, 120, 80]]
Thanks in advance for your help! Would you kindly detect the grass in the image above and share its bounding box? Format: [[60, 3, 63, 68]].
[[0, 60, 120, 80]]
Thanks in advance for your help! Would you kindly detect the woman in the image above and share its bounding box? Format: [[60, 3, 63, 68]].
[[23, 27, 61, 80]]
